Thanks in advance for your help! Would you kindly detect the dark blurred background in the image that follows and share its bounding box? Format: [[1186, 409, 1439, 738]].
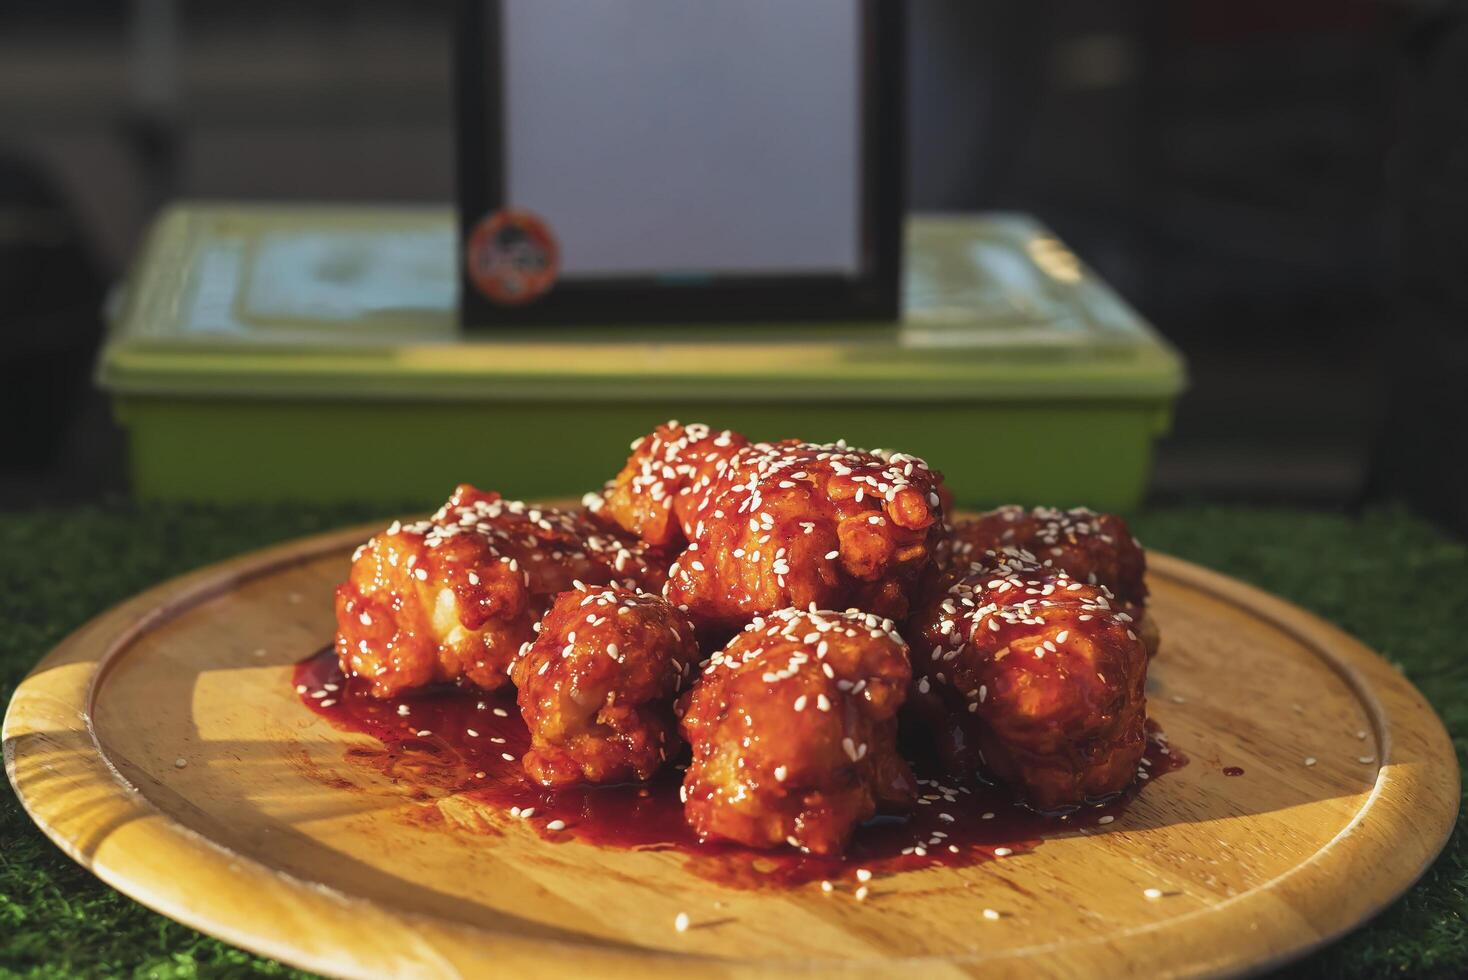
[[3, 0, 1465, 532]]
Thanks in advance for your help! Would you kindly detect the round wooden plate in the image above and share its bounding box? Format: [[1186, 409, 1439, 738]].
[[4, 519, 1459, 979]]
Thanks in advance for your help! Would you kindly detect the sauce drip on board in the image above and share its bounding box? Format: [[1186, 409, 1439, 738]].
[[294, 647, 1186, 889]]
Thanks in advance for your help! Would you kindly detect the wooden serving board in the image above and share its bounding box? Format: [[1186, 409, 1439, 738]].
[[4, 518, 1459, 979]]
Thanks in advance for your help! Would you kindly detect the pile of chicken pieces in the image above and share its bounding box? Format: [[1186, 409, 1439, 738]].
[[334, 422, 1155, 855]]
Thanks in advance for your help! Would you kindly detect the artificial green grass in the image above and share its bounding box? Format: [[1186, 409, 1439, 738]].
[[1, 503, 1464, 978]]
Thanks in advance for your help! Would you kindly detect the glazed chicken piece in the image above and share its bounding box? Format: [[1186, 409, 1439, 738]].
[[435, 484, 669, 595], [511, 585, 698, 787], [595, 421, 750, 548], [334, 485, 668, 698], [905, 548, 1149, 810], [663, 438, 950, 631], [678, 608, 916, 855], [945, 506, 1157, 655]]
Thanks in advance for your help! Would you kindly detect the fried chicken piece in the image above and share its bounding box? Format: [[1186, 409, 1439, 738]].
[[595, 421, 750, 548], [905, 548, 1149, 809], [436, 484, 669, 595], [663, 439, 950, 631], [335, 485, 668, 698], [678, 608, 915, 855], [946, 506, 1146, 607], [511, 585, 698, 787], [946, 506, 1157, 655]]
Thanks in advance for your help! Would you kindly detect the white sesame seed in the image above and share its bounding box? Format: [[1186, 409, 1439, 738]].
[[1304, 757, 1317, 766], [674, 912, 690, 932], [820, 880, 833, 893], [546, 819, 566, 831], [1098, 815, 1115, 825], [982, 908, 1001, 921], [993, 847, 1012, 857], [856, 868, 872, 882], [173, 757, 187, 769], [502, 752, 516, 762], [855, 886, 870, 901], [1144, 888, 1163, 900]]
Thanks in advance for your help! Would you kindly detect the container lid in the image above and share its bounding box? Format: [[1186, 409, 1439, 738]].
[[99, 204, 1185, 403]]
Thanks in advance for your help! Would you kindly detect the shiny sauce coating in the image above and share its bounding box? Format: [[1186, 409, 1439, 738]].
[[295, 647, 1186, 888]]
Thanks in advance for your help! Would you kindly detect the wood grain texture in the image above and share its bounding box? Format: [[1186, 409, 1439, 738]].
[[3, 517, 1459, 979]]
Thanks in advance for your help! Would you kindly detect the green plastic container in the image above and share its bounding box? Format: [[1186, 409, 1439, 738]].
[[99, 204, 1185, 509]]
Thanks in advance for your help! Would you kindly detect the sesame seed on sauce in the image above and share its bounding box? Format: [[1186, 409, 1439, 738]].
[[674, 912, 690, 932], [1143, 888, 1163, 900], [982, 908, 1001, 921]]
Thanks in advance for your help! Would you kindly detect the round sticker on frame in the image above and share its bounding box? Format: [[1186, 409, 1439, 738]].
[[466, 209, 560, 305]]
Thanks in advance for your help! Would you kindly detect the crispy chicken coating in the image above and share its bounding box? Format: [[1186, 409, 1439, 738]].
[[335, 485, 667, 698], [663, 438, 950, 631], [678, 608, 915, 855], [945, 506, 1156, 655], [905, 548, 1149, 810], [511, 585, 698, 787], [595, 421, 750, 548]]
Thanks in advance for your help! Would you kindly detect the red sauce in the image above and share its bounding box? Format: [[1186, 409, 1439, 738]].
[[1222, 766, 1245, 777], [294, 648, 1187, 888]]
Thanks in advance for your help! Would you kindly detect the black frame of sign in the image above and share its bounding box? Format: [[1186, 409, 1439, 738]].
[[454, 0, 904, 326]]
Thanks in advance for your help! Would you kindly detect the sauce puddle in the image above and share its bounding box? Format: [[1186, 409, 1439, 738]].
[[295, 647, 1186, 888]]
